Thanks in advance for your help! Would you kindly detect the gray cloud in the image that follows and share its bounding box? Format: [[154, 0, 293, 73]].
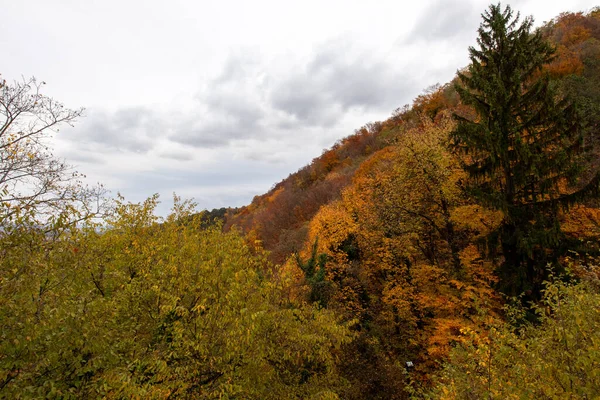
[[174, 40, 418, 148], [270, 78, 341, 127], [171, 53, 268, 148], [271, 39, 416, 126], [157, 150, 194, 161], [205, 94, 264, 127], [66, 38, 420, 161], [405, 0, 481, 42], [213, 51, 262, 84], [66, 107, 163, 153], [60, 149, 106, 165], [173, 122, 251, 148]]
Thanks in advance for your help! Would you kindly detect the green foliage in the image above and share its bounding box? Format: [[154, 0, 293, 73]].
[[0, 195, 352, 399], [196, 207, 231, 229], [452, 4, 599, 297], [295, 238, 332, 307], [426, 270, 600, 399]]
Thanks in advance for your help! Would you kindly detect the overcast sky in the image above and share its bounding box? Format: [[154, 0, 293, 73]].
[[1, 0, 596, 214]]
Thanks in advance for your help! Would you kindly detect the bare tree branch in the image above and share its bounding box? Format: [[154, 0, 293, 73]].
[[0, 75, 107, 229]]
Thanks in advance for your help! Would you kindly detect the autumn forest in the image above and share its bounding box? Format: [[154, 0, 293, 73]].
[[2, 4, 600, 399]]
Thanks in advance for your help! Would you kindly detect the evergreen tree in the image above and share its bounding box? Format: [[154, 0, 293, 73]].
[[451, 4, 600, 298], [295, 238, 331, 307]]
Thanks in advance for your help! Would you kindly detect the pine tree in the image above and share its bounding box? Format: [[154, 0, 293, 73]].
[[452, 3, 599, 298], [295, 238, 331, 307]]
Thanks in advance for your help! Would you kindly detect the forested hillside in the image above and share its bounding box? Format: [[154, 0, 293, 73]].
[[224, 6, 600, 398], [2, 4, 600, 399]]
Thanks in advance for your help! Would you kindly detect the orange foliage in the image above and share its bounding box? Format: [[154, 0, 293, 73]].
[[547, 45, 584, 78], [551, 12, 593, 46], [299, 114, 503, 384], [561, 205, 600, 240], [412, 84, 456, 119]]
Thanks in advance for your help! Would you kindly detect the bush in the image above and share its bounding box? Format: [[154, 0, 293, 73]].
[[426, 267, 600, 399]]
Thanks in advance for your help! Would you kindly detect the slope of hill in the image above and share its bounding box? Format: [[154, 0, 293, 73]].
[[223, 8, 600, 398]]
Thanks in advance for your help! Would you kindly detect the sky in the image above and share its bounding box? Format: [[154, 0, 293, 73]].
[[1, 0, 597, 215]]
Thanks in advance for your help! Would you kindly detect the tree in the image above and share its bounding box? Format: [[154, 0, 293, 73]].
[[295, 238, 331, 307], [451, 4, 600, 298], [0, 194, 352, 398], [0, 75, 102, 227], [427, 272, 600, 399]]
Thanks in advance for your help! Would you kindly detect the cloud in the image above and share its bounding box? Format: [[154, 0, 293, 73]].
[[269, 80, 341, 128], [173, 122, 251, 148], [271, 39, 416, 126], [67, 39, 418, 159], [66, 106, 163, 153], [171, 52, 269, 148], [157, 150, 194, 161], [59, 148, 106, 165], [172, 39, 418, 148], [59, 36, 425, 204], [404, 0, 481, 43]]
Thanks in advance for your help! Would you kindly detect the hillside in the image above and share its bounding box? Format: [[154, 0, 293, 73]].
[[225, 9, 600, 266], [221, 8, 600, 398]]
